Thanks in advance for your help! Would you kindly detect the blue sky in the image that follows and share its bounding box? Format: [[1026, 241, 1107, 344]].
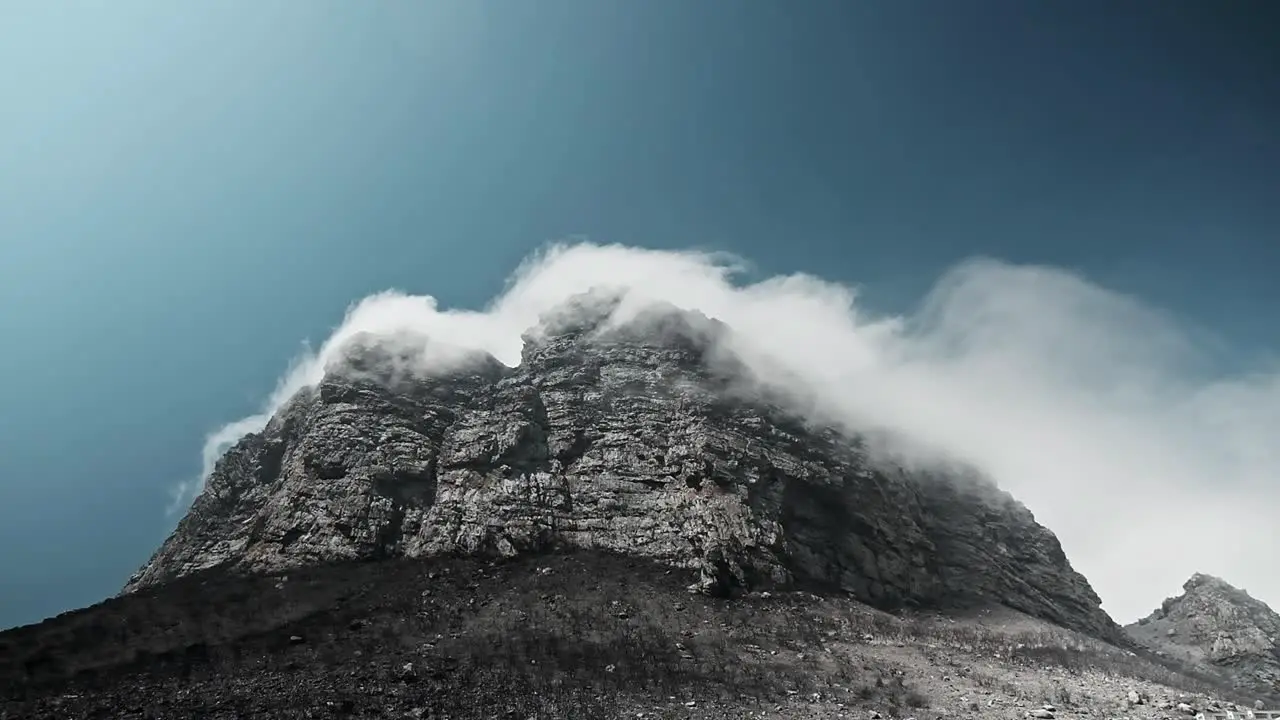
[[1, 1, 1277, 629]]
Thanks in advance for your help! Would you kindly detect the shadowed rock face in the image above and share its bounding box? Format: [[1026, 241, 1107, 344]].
[[124, 296, 1120, 641], [1127, 573, 1280, 697]]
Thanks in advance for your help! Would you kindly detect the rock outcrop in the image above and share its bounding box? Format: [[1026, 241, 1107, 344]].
[[1127, 573, 1280, 698], [125, 294, 1120, 641]]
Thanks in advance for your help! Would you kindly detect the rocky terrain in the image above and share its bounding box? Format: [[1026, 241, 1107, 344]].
[[2, 293, 1268, 718], [1127, 573, 1280, 700]]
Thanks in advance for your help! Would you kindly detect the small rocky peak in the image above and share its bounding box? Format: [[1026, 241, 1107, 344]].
[[519, 287, 730, 348], [1170, 573, 1267, 618], [1184, 572, 1236, 594], [594, 300, 730, 351], [1127, 572, 1280, 698], [519, 287, 629, 347], [1149, 573, 1245, 621], [324, 330, 509, 389], [518, 289, 738, 373]]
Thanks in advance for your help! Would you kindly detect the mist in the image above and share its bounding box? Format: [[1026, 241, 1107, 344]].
[[176, 242, 1280, 623]]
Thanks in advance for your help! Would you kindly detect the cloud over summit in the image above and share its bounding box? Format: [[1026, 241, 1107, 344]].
[[178, 242, 1280, 622]]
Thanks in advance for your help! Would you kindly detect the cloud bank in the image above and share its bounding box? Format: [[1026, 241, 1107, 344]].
[[176, 242, 1280, 623]]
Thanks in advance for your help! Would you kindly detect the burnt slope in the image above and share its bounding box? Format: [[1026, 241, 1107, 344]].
[[0, 552, 962, 719], [3, 551, 1253, 720]]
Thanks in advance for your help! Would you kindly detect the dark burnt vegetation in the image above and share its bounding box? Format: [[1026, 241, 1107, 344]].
[[0, 551, 1251, 719]]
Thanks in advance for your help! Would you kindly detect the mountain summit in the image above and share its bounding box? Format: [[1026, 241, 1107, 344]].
[[125, 294, 1119, 640], [1127, 573, 1280, 697]]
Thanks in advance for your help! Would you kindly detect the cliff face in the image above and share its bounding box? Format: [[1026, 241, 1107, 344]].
[[125, 297, 1119, 641], [1127, 573, 1280, 697]]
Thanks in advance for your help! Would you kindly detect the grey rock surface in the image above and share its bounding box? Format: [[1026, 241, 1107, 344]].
[[1127, 573, 1280, 697], [125, 296, 1119, 641]]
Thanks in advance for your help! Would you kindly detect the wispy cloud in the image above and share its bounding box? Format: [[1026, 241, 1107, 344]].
[[175, 242, 1280, 622]]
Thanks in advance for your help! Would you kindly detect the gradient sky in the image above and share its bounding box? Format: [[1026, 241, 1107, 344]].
[[1, 1, 1277, 630]]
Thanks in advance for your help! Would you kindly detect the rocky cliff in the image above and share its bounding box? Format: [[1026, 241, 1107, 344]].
[[1127, 573, 1280, 698], [125, 294, 1119, 641]]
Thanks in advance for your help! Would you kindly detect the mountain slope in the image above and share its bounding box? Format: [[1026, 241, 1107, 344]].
[[125, 294, 1119, 641], [1127, 573, 1280, 699]]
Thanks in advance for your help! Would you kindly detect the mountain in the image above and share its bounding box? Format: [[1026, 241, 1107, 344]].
[[1127, 573, 1280, 699], [123, 292, 1118, 641], [5, 294, 1266, 719]]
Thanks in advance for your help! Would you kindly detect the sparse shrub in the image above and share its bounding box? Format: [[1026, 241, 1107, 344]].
[[971, 671, 998, 688], [902, 685, 931, 708]]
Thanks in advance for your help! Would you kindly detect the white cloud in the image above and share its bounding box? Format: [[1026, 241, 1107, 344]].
[[176, 241, 1280, 623]]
